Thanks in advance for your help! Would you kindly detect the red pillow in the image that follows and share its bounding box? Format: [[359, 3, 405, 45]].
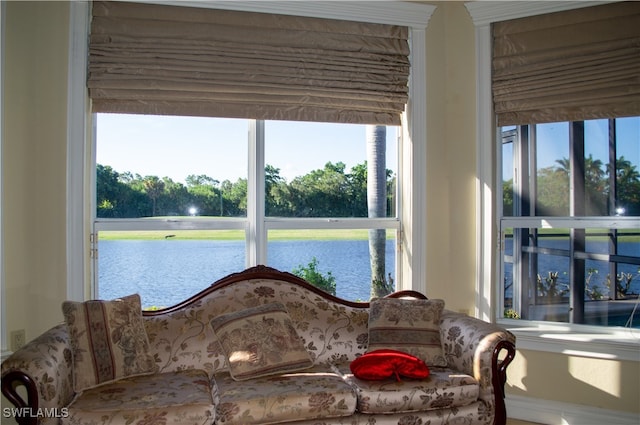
[[350, 349, 430, 381]]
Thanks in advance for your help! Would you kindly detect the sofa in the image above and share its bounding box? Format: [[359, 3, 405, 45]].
[[2, 265, 516, 425]]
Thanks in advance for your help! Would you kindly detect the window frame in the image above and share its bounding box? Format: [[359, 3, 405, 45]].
[[467, 0, 640, 361], [0, 0, 6, 360], [92, 119, 402, 293], [66, 1, 435, 302], [501, 121, 640, 323]]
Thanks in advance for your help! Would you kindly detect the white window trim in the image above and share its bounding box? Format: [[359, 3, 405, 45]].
[[0, 0, 8, 359], [466, 0, 640, 361], [67, 2, 435, 301], [67, 1, 90, 302]]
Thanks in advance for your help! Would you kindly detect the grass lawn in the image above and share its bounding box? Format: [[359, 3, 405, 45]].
[[502, 227, 640, 241]]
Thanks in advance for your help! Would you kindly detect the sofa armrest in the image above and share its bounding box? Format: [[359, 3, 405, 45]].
[[1, 324, 75, 425], [440, 311, 516, 425]]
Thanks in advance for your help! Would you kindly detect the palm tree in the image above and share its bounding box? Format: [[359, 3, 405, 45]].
[[143, 176, 165, 216], [553, 155, 608, 215], [615, 156, 640, 215], [584, 155, 607, 215], [367, 125, 393, 298]]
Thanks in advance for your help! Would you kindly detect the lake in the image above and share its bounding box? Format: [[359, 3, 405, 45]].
[[98, 239, 396, 307], [98, 238, 639, 326]]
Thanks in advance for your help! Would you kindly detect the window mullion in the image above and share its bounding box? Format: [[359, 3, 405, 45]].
[[608, 119, 618, 300], [608, 119, 617, 216], [515, 125, 533, 319], [569, 121, 586, 323], [247, 120, 266, 267], [265, 217, 400, 230]]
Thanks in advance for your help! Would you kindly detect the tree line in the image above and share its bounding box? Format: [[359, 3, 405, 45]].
[[503, 156, 640, 216], [97, 162, 395, 218]]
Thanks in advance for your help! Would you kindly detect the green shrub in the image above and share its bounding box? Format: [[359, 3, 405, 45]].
[[504, 308, 520, 319], [292, 257, 336, 296]]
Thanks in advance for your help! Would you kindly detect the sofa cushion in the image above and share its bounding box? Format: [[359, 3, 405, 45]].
[[210, 302, 313, 381], [350, 349, 430, 381], [62, 369, 214, 425], [367, 297, 447, 367], [212, 365, 357, 425], [333, 363, 479, 415], [61, 293, 156, 392]]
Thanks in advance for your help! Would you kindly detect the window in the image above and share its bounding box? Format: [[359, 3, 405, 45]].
[[94, 115, 249, 307], [500, 118, 640, 328], [467, 0, 639, 359], [68, 1, 432, 309], [94, 116, 400, 307]]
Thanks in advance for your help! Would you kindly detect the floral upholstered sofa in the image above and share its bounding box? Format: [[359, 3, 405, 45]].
[[1, 266, 516, 425]]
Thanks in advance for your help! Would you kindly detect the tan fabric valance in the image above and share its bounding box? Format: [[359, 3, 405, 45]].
[[88, 1, 410, 125], [492, 1, 640, 126]]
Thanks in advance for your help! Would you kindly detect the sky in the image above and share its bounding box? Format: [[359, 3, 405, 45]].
[[96, 113, 398, 184], [502, 117, 639, 182], [97, 113, 637, 186]]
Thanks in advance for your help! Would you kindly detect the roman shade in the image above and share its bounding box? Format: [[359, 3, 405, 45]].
[[88, 1, 410, 125], [492, 1, 640, 126]]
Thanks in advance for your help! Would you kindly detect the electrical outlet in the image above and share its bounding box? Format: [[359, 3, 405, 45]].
[[10, 329, 26, 351]]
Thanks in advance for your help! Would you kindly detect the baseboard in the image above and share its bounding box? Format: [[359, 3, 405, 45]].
[[507, 394, 639, 425]]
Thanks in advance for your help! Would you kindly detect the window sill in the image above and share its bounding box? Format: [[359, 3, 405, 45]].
[[500, 319, 640, 362], [1, 349, 13, 362]]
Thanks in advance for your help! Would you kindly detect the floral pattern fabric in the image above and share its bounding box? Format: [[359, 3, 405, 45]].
[[0, 323, 75, 425], [440, 311, 516, 403], [212, 365, 357, 425], [277, 401, 491, 425], [333, 362, 479, 414], [143, 279, 371, 377], [210, 302, 313, 381], [62, 293, 156, 392], [62, 369, 214, 425], [367, 298, 447, 367], [1, 275, 515, 425]]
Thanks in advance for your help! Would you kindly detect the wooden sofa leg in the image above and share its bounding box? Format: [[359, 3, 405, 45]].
[[492, 340, 516, 425], [1, 371, 39, 425]]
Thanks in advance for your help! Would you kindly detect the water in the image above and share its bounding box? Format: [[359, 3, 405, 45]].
[[503, 239, 640, 299], [502, 239, 640, 327], [98, 239, 395, 307], [98, 238, 640, 326]]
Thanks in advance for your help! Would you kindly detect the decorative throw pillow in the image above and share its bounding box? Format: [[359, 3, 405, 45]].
[[62, 293, 156, 392], [350, 349, 430, 381], [210, 302, 313, 381], [367, 297, 447, 367]]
